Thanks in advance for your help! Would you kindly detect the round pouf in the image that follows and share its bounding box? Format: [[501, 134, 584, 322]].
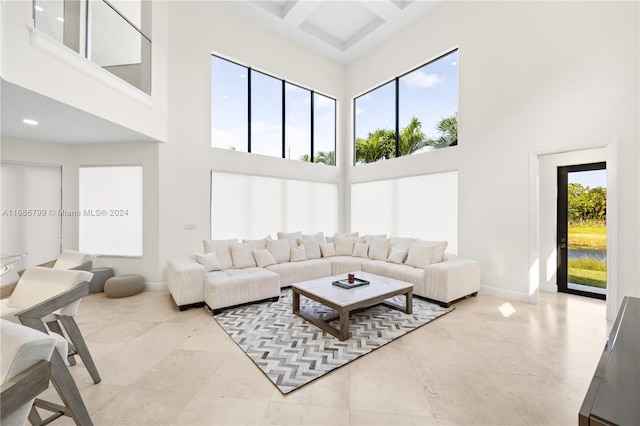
[[104, 274, 144, 298]]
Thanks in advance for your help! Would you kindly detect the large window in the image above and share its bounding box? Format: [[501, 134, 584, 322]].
[[79, 166, 143, 257], [211, 55, 336, 165], [354, 49, 458, 165], [211, 172, 339, 239], [351, 171, 458, 253]]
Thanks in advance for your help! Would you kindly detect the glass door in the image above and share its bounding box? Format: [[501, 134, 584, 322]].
[[557, 162, 607, 299]]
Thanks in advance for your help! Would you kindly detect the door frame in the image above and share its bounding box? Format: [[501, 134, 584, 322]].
[[557, 162, 606, 299], [528, 141, 618, 321]]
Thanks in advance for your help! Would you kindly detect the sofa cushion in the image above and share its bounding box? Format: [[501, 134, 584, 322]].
[[389, 236, 416, 251], [298, 238, 321, 259], [369, 238, 390, 261], [356, 234, 387, 244], [242, 235, 272, 250], [290, 245, 306, 262], [416, 239, 449, 263], [334, 236, 355, 256], [362, 260, 424, 287], [266, 259, 331, 287], [193, 252, 222, 272], [203, 239, 238, 269], [324, 256, 371, 275], [320, 242, 336, 257], [302, 232, 326, 243], [231, 242, 257, 268], [204, 267, 280, 311], [387, 248, 408, 264], [267, 239, 291, 263], [405, 243, 435, 269], [334, 232, 359, 239], [277, 231, 303, 247], [252, 249, 277, 268], [352, 243, 369, 258]]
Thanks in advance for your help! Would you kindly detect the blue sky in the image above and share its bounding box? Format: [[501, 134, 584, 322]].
[[355, 50, 458, 150], [569, 169, 607, 189], [211, 57, 335, 161]]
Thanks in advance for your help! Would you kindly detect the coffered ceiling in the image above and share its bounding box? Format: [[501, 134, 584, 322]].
[[222, 0, 441, 64]]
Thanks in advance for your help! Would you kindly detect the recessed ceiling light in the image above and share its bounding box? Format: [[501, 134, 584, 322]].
[[22, 119, 39, 126], [34, 5, 44, 12], [57, 17, 64, 22]]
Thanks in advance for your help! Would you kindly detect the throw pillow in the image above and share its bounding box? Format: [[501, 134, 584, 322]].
[[405, 243, 435, 269], [267, 239, 291, 263], [334, 236, 355, 256], [387, 248, 408, 264], [252, 249, 277, 268], [242, 235, 272, 250], [369, 238, 390, 261], [290, 245, 306, 262], [193, 252, 222, 272], [302, 232, 326, 243], [277, 231, 303, 247], [320, 242, 336, 257], [362, 234, 387, 243], [352, 243, 370, 258], [203, 239, 237, 269], [230, 242, 257, 268], [333, 232, 359, 238], [416, 239, 449, 263], [298, 238, 321, 259], [389, 236, 416, 251]]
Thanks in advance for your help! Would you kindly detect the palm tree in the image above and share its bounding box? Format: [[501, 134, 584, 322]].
[[299, 154, 311, 162], [426, 115, 457, 148], [314, 151, 335, 165], [355, 128, 395, 164], [399, 117, 427, 155]]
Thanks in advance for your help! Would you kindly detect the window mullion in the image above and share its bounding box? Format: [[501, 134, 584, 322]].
[[395, 78, 400, 159], [282, 80, 286, 158], [247, 69, 252, 153], [310, 91, 315, 163]]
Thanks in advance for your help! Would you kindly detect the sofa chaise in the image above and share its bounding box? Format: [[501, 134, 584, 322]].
[[167, 232, 481, 312]]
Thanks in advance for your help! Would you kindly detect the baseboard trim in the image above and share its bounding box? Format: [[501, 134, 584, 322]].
[[144, 281, 168, 291], [479, 285, 531, 303]]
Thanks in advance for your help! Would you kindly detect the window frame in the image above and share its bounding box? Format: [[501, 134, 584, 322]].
[[211, 54, 337, 165], [353, 48, 458, 165]]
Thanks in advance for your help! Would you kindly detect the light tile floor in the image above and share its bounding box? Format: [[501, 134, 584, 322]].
[[39, 290, 608, 425]]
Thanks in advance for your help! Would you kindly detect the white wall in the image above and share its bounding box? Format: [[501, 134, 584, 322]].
[[157, 1, 345, 278], [345, 1, 639, 318], [0, 0, 167, 141]]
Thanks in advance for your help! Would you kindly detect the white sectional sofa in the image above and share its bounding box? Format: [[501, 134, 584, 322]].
[[167, 232, 481, 312]]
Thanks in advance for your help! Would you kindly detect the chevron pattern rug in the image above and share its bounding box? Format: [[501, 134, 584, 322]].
[[210, 289, 452, 394]]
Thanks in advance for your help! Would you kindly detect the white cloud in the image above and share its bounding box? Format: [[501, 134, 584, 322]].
[[355, 108, 364, 116], [212, 128, 234, 148], [404, 71, 443, 89]]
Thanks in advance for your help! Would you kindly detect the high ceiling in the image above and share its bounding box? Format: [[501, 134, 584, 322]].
[[222, 0, 441, 64], [1, 1, 440, 145]]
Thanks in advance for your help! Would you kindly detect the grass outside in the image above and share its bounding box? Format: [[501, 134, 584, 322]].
[[568, 223, 607, 288], [568, 267, 606, 288], [569, 223, 606, 249]]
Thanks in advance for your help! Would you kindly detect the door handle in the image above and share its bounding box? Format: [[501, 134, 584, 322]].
[[560, 237, 567, 249]]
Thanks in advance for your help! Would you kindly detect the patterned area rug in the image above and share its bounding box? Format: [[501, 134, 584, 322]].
[[210, 288, 453, 394]]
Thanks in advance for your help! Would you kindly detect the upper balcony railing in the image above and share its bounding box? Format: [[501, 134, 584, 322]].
[[33, 0, 151, 95]]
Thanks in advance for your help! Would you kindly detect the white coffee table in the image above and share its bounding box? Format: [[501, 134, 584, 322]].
[[291, 271, 413, 341]]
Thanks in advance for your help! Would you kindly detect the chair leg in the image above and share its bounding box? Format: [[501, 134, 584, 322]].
[[47, 320, 77, 366], [48, 347, 93, 425], [58, 316, 101, 384], [28, 405, 44, 425]]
